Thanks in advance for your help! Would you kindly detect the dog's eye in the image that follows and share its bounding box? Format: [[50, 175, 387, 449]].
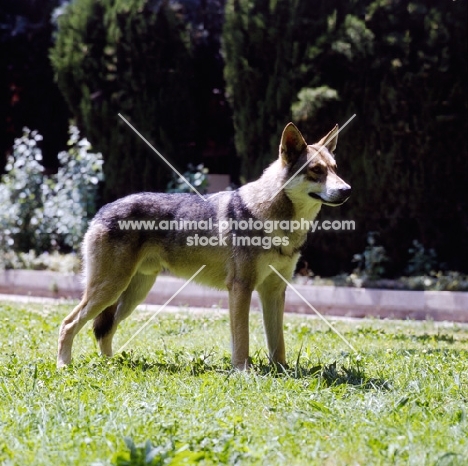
[[311, 166, 325, 175]]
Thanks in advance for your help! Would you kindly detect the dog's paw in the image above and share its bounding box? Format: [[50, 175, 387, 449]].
[[56, 358, 70, 369], [233, 359, 252, 372]]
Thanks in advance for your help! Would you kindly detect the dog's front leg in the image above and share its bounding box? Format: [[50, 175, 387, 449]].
[[257, 278, 287, 367], [227, 280, 252, 370]]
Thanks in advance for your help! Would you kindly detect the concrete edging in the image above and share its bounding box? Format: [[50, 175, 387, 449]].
[[1, 269, 467, 322]]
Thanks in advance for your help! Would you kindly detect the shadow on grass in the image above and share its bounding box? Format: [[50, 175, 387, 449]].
[[391, 333, 463, 344], [253, 360, 391, 390], [97, 351, 391, 390], [393, 348, 468, 357]]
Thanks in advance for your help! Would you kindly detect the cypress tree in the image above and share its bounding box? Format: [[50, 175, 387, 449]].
[[222, 0, 329, 181], [222, 0, 467, 273], [50, 0, 194, 202], [293, 0, 468, 274]]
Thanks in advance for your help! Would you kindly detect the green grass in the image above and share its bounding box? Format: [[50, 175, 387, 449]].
[[0, 300, 467, 465]]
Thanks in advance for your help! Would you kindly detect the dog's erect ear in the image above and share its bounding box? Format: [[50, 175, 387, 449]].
[[280, 122, 307, 165], [318, 124, 339, 153]]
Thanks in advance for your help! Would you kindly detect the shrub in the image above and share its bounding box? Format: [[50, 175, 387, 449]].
[[0, 250, 80, 273], [166, 163, 209, 194], [405, 240, 438, 276], [352, 232, 388, 280], [0, 129, 45, 252], [37, 125, 103, 250], [0, 126, 103, 256]]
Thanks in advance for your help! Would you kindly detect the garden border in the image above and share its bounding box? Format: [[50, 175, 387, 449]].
[[1, 270, 467, 322]]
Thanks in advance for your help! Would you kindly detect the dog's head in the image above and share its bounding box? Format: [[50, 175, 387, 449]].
[[280, 122, 351, 207]]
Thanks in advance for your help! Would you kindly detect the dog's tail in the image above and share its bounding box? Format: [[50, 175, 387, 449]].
[[93, 305, 117, 340]]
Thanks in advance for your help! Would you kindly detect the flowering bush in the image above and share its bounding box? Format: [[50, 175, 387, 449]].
[[0, 126, 103, 257]]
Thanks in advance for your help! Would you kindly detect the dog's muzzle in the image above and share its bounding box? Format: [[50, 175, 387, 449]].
[[309, 186, 351, 206]]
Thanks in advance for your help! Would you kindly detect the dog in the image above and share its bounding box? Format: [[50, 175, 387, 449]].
[[57, 122, 351, 369]]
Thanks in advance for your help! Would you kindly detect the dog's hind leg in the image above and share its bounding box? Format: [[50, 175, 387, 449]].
[[94, 273, 157, 357], [57, 273, 132, 368], [257, 276, 287, 367]]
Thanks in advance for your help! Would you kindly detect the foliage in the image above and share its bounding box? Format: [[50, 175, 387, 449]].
[[166, 163, 209, 194], [304, 0, 468, 275], [352, 231, 388, 280], [223, 0, 468, 275], [50, 0, 195, 202], [398, 272, 468, 293], [0, 129, 45, 252], [114, 436, 205, 465], [291, 86, 339, 123], [303, 271, 468, 292], [37, 126, 103, 250], [0, 126, 103, 255], [0, 303, 467, 464], [406, 240, 438, 276], [222, 0, 326, 181], [0, 250, 80, 273], [3, 0, 467, 276]]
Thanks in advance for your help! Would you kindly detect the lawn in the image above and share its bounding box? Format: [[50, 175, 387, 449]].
[[0, 300, 467, 465]]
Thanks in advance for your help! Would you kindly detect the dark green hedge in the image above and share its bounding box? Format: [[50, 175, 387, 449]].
[[222, 0, 467, 274], [50, 0, 195, 202]]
